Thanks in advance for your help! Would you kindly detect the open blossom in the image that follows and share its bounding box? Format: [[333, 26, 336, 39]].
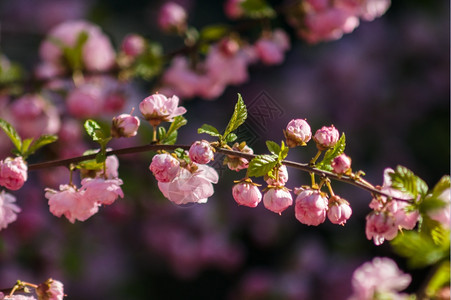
[[0, 156, 28, 190], [36, 278, 64, 300], [111, 113, 140, 138], [158, 164, 219, 205], [365, 211, 398, 246], [158, 2, 187, 32], [295, 188, 328, 226], [149, 153, 180, 183], [189, 140, 214, 164], [284, 119, 312, 147], [45, 184, 99, 223], [349, 257, 411, 300], [263, 187, 293, 214], [224, 142, 253, 171], [332, 154, 352, 174], [265, 165, 289, 186], [139, 93, 186, 126], [0, 191, 21, 230], [428, 188, 450, 229], [232, 181, 262, 207], [313, 125, 339, 150], [81, 177, 124, 206], [327, 196, 352, 225], [255, 29, 290, 65]]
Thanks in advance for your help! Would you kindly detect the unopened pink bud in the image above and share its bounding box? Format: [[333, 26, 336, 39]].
[[313, 125, 339, 150], [158, 2, 187, 32], [0, 156, 28, 191], [263, 187, 293, 214], [36, 278, 64, 300], [331, 154, 351, 174], [265, 165, 289, 186], [232, 182, 262, 207], [284, 119, 312, 147], [225, 142, 253, 171], [295, 189, 328, 226], [121, 34, 146, 57], [149, 153, 180, 183], [327, 196, 352, 225], [111, 113, 140, 138], [189, 140, 214, 164]]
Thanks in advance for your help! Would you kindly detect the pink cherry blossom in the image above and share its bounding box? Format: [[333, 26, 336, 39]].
[[189, 140, 214, 164], [36, 278, 64, 300], [284, 119, 312, 147], [263, 187, 293, 214], [265, 165, 289, 186], [365, 211, 398, 245], [111, 113, 140, 138], [4, 295, 37, 300], [255, 29, 290, 65], [232, 182, 262, 207], [349, 257, 411, 300], [331, 154, 352, 174], [224, 142, 254, 171], [121, 34, 146, 57], [139, 93, 186, 126], [0, 190, 21, 230], [313, 125, 340, 150], [224, 0, 245, 19], [45, 184, 99, 223], [0, 156, 28, 191], [149, 153, 180, 183], [158, 2, 187, 32], [157, 164, 219, 205], [295, 188, 328, 226], [428, 188, 450, 229], [358, 0, 391, 21], [327, 196, 352, 225], [161, 56, 203, 99], [81, 177, 124, 206], [66, 84, 104, 118]]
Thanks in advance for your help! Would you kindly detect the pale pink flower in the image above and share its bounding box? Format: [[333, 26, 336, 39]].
[[158, 2, 187, 32], [224, 0, 245, 19], [224, 143, 254, 171], [4, 295, 37, 300], [9, 94, 61, 139], [232, 182, 262, 207], [111, 113, 140, 138], [34, 62, 65, 80], [36, 278, 64, 300], [139, 93, 186, 126], [162, 56, 203, 99], [66, 84, 104, 118], [295, 188, 328, 226], [265, 165, 289, 186], [313, 125, 340, 150], [263, 187, 293, 214], [0, 156, 28, 191], [58, 119, 83, 142], [0, 191, 21, 230], [82, 34, 116, 72], [284, 119, 312, 147], [45, 184, 99, 223], [331, 154, 352, 174], [349, 257, 411, 300], [158, 164, 219, 205], [255, 29, 290, 65], [103, 155, 120, 179], [359, 0, 391, 21], [365, 211, 398, 246], [81, 177, 124, 206], [327, 196, 352, 225], [428, 188, 450, 229], [189, 140, 214, 164], [388, 200, 419, 231], [149, 153, 180, 183], [121, 34, 146, 57]]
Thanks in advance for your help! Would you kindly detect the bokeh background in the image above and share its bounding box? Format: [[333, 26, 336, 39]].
[[0, 0, 449, 299]]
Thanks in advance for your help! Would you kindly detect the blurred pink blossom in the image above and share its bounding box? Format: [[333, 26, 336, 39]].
[[255, 29, 290, 65], [224, 0, 245, 19], [0, 191, 21, 230], [158, 2, 187, 32], [36, 278, 64, 300], [121, 34, 146, 58], [66, 84, 104, 118]]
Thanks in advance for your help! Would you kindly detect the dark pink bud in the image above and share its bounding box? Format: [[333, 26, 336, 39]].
[[158, 2, 187, 32], [189, 140, 214, 164], [121, 34, 146, 57], [313, 125, 339, 150], [327, 196, 352, 225], [331, 154, 351, 174], [284, 119, 312, 147]]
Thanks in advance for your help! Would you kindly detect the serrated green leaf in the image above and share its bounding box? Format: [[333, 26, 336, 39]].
[[248, 154, 278, 177], [84, 119, 107, 142], [0, 118, 22, 151], [226, 133, 237, 143], [316, 133, 346, 171], [426, 261, 450, 297], [198, 124, 222, 137], [25, 135, 58, 158], [200, 24, 230, 41], [166, 116, 187, 138], [223, 93, 247, 138], [266, 140, 280, 155], [162, 130, 177, 145], [390, 165, 429, 199]]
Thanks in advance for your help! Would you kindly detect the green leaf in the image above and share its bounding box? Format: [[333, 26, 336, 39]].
[[223, 93, 247, 138], [200, 24, 230, 41], [390, 165, 429, 199], [266, 140, 280, 155], [0, 118, 22, 151], [316, 133, 346, 171], [431, 176, 450, 199], [134, 42, 164, 80], [240, 0, 276, 18], [157, 126, 167, 141], [77, 149, 104, 171], [166, 116, 187, 138], [84, 119, 107, 142], [62, 31, 88, 70], [426, 261, 450, 297], [25, 135, 58, 158], [279, 141, 289, 160], [21, 138, 33, 155], [198, 124, 222, 137], [95, 151, 106, 163], [248, 154, 278, 177], [225, 133, 237, 143], [162, 130, 177, 145]]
